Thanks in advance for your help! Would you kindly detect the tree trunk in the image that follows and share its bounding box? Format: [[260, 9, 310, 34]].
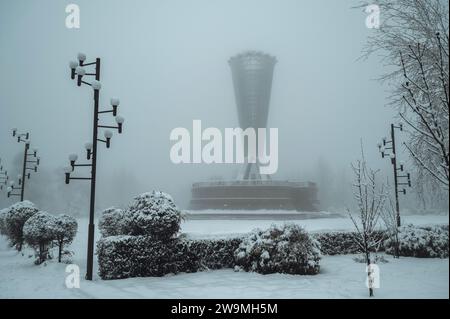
[[395, 233, 400, 258], [58, 241, 62, 263], [367, 256, 374, 297], [39, 243, 44, 264]]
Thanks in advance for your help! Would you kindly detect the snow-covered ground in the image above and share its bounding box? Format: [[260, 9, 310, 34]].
[[181, 214, 449, 238], [0, 213, 448, 299]]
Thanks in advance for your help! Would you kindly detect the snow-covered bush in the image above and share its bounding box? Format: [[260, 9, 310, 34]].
[[97, 236, 198, 279], [122, 191, 183, 240], [98, 207, 125, 237], [53, 214, 78, 262], [234, 224, 321, 275], [313, 231, 386, 255], [4, 201, 39, 251], [23, 211, 57, 264], [97, 233, 243, 279], [97, 191, 191, 279], [385, 224, 449, 258], [0, 208, 8, 235], [186, 237, 243, 270]]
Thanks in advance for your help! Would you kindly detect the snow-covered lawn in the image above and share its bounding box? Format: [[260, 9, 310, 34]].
[[181, 214, 449, 238], [0, 214, 448, 299]]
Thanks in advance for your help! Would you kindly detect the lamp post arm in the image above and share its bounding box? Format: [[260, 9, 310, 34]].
[[98, 110, 114, 114], [73, 163, 93, 167], [81, 80, 92, 86], [81, 61, 97, 66], [98, 125, 119, 130]]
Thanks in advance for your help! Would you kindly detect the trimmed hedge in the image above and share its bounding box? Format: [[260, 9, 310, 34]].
[[312, 230, 386, 255], [385, 224, 449, 258], [97, 236, 198, 280], [187, 237, 243, 270], [97, 236, 244, 279]]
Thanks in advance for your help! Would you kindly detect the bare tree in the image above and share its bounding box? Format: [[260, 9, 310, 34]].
[[348, 155, 387, 297], [360, 0, 449, 189]]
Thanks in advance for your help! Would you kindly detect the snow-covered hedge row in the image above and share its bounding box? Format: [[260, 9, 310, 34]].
[[186, 237, 243, 270], [97, 234, 243, 279], [234, 224, 321, 275], [313, 230, 386, 255], [385, 224, 449, 258], [97, 236, 198, 279], [96, 190, 449, 279], [97, 223, 449, 280]]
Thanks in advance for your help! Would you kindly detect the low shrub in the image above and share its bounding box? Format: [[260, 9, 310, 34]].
[[234, 224, 321, 275], [53, 214, 78, 262], [385, 224, 449, 258], [313, 230, 386, 255], [97, 234, 242, 279], [97, 236, 198, 279], [186, 237, 243, 270], [23, 211, 57, 264]]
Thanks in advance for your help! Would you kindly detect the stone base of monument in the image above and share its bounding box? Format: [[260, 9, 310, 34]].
[[184, 211, 341, 221], [189, 180, 319, 212]]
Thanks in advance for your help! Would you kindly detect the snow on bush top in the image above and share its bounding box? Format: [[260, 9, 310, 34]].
[[23, 211, 57, 246], [8, 200, 37, 212], [122, 191, 182, 240]]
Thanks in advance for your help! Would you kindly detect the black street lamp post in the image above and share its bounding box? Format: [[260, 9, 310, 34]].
[[8, 129, 40, 201], [378, 123, 411, 227], [65, 53, 125, 281]]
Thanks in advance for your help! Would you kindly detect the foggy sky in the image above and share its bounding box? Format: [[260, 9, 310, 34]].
[[0, 0, 401, 211]]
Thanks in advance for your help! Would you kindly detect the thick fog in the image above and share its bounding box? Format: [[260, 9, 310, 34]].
[[1, 0, 423, 213]]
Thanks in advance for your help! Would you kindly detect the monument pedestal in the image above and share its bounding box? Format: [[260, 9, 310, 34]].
[[189, 51, 319, 212]]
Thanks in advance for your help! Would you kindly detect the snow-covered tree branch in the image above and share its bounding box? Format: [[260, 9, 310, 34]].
[[360, 0, 449, 190]]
